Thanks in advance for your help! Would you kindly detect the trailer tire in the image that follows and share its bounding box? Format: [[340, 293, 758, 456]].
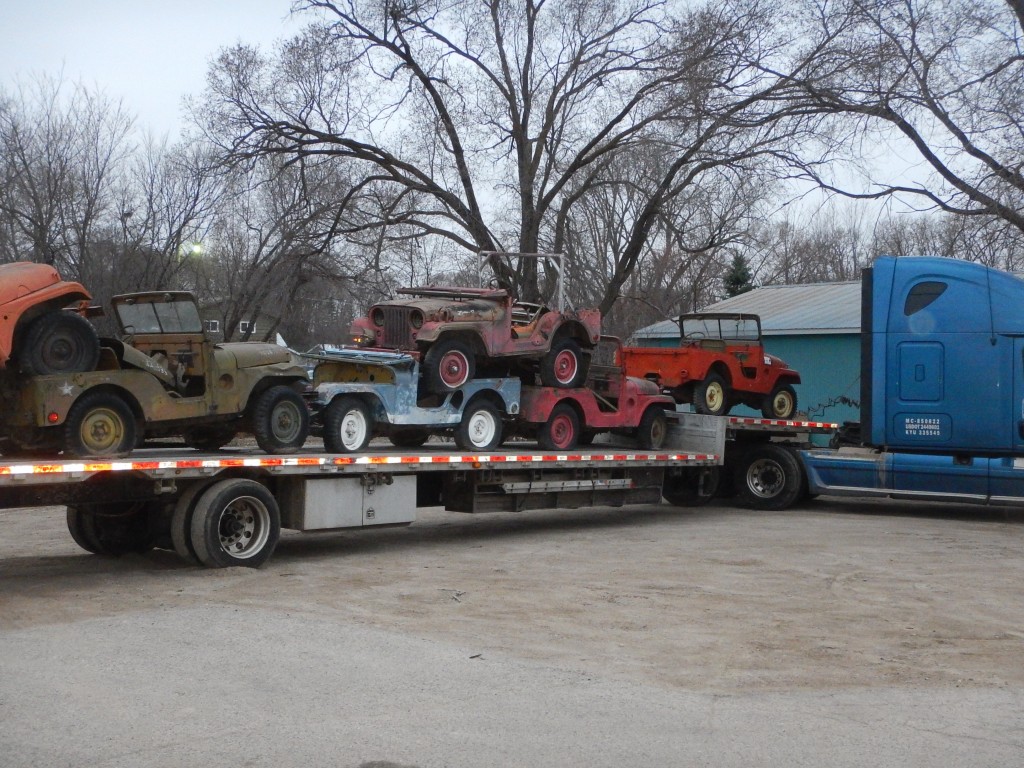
[[324, 396, 373, 453], [171, 482, 209, 565], [64, 391, 137, 458], [20, 310, 100, 376], [733, 443, 803, 510], [251, 386, 309, 454], [693, 373, 730, 416], [761, 383, 798, 420], [189, 479, 280, 568], [636, 406, 668, 450], [184, 425, 237, 451], [538, 403, 580, 450], [66, 507, 102, 554], [540, 338, 589, 388], [662, 466, 720, 506], [455, 399, 503, 451]]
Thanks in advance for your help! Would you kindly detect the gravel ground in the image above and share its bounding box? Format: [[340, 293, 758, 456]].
[[2, 496, 1024, 767]]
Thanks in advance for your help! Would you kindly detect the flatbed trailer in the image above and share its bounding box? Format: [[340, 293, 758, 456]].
[[0, 441, 717, 568]]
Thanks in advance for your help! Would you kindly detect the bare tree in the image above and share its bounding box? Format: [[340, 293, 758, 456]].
[[195, 0, 828, 316], [785, 0, 1024, 235]]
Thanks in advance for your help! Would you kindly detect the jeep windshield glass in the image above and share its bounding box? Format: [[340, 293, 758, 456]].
[[116, 298, 203, 334], [680, 316, 759, 342]]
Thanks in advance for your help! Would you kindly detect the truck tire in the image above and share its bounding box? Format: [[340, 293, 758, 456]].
[[732, 443, 803, 510], [761, 383, 798, 420], [64, 391, 137, 458], [636, 406, 668, 450], [538, 402, 580, 450], [251, 386, 309, 454], [693, 373, 730, 416], [423, 339, 475, 393], [20, 310, 100, 376], [540, 338, 589, 388], [189, 478, 280, 568], [324, 396, 373, 453], [389, 428, 430, 448], [455, 399, 503, 451], [662, 466, 720, 506]]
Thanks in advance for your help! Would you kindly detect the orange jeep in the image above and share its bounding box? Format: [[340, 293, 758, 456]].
[[622, 313, 801, 419]]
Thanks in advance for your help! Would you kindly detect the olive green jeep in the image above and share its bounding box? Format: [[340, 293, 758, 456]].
[[0, 291, 311, 458]]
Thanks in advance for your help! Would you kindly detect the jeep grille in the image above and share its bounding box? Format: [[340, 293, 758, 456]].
[[380, 306, 416, 348]]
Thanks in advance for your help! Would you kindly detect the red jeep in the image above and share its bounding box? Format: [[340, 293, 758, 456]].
[[350, 286, 601, 393], [622, 313, 801, 419]]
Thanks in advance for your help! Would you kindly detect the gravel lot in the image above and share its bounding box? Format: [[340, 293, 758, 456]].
[[2, 496, 1024, 767]]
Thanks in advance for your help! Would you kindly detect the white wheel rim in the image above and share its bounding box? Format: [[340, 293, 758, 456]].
[[216, 495, 271, 559], [466, 409, 497, 448], [339, 408, 368, 450]]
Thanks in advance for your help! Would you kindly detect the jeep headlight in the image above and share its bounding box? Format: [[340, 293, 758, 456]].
[[370, 307, 385, 327], [409, 309, 424, 329]]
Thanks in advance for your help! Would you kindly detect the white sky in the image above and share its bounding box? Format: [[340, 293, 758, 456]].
[[0, 0, 304, 137]]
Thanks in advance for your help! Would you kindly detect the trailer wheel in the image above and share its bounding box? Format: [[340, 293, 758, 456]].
[[540, 338, 589, 388], [64, 391, 137, 458], [693, 373, 730, 416], [538, 403, 580, 450], [761, 383, 798, 420], [20, 310, 100, 376], [662, 467, 720, 506], [733, 443, 802, 510], [636, 406, 668, 450], [170, 482, 209, 566], [455, 399, 503, 451], [423, 339, 475, 393], [189, 479, 280, 568], [251, 386, 309, 454], [389, 428, 430, 448], [67, 503, 153, 555], [324, 396, 373, 452]]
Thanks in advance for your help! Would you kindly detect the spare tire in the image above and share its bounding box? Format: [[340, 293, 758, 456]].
[[20, 310, 100, 375]]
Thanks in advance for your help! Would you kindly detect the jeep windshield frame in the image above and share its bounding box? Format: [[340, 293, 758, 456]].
[[113, 292, 203, 335], [678, 313, 762, 343]]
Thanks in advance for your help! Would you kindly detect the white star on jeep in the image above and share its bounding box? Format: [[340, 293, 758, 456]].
[[59, 381, 75, 396]]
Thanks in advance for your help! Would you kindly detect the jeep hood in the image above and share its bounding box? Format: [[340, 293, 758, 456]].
[[375, 297, 503, 320], [217, 342, 297, 368]]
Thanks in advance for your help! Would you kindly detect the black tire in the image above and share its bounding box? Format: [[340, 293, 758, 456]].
[[66, 507, 102, 554], [455, 399, 503, 451], [662, 466, 721, 506], [636, 406, 668, 450], [389, 428, 430, 449], [184, 425, 237, 451], [693, 372, 730, 416], [68, 503, 153, 556], [64, 391, 137, 458], [20, 310, 100, 376], [251, 385, 309, 454], [422, 339, 475, 393], [324, 396, 373, 453], [539, 338, 589, 388], [170, 482, 209, 566], [732, 443, 803, 511], [538, 402, 580, 450], [189, 478, 281, 568], [761, 383, 798, 420]]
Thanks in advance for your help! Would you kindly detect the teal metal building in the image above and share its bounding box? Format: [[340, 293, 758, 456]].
[[629, 281, 862, 425]]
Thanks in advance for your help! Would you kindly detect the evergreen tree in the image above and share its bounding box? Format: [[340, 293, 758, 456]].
[[723, 254, 755, 297]]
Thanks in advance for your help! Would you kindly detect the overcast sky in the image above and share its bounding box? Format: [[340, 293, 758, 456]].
[[0, 0, 304, 137]]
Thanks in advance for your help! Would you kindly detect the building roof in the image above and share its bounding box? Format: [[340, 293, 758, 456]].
[[631, 280, 861, 340]]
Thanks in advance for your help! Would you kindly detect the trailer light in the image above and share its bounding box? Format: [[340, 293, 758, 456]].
[[47, 411, 60, 423]]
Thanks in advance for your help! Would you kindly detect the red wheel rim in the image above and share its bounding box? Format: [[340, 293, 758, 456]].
[[549, 413, 575, 449], [553, 349, 578, 385], [439, 350, 470, 388]]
